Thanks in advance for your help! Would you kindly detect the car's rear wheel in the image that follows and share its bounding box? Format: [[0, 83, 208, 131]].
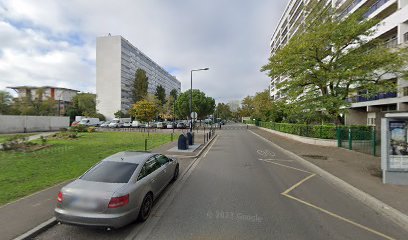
[[172, 164, 179, 181], [138, 193, 153, 222]]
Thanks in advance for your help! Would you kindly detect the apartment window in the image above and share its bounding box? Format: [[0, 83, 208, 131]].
[[404, 32, 408, 43], [403, 87, 408, 96], [367, 117, 376, 126]]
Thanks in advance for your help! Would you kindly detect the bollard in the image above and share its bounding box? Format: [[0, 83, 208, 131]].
[[204, 133, 206, 143], [144, 138, 148, 151]]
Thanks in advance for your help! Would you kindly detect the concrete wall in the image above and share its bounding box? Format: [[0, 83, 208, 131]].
[[0, 115, 69, 133]]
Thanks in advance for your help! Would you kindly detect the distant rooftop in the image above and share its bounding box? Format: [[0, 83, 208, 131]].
[[7, 86, 80, 92]]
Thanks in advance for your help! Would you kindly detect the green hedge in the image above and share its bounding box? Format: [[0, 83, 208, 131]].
[[257, 121, 372, 140]]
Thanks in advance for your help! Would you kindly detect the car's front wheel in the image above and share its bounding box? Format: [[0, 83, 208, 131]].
[[172, 164, 179, 182], [138, 193, 153, 222]]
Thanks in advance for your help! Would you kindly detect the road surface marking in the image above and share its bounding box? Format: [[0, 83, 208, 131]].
[[282, 193, 395, 240], [258, 158, 294, 162], [125, 135, 219, 240], [250, 130, 396, 240], [281, 173, 316, 195], [258, 158, 312, 174]]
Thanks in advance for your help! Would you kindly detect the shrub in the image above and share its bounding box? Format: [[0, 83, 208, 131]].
[[69, 125, 88, 133], [54, 131, 78, 139], [59, 128, 68, 132], [40, 136, 47, 146], [258, 121, 372, 140], [87, 127, 96, 133]]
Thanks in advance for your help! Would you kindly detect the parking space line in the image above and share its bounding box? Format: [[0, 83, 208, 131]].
[[251, 130, 396, 240], [282, 193, 395, 240]]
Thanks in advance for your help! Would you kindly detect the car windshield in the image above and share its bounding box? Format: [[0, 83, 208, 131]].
[[111, 120, 119, 123], [80, 161, 138, 183]]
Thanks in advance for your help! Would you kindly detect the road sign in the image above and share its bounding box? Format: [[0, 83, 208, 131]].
[[191, 112, 198, 119]]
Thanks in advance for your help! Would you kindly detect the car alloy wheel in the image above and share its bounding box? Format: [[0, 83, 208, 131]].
[[172, 164, 179, 181], [138, 194, 153, 222]]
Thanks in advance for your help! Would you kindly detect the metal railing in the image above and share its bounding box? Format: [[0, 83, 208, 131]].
[[363, 0, 390, 18], [404, 32, 408, 43], [346, 92, 397, 103], [385, 37, 398, 48], [339, 0, 363, 19]]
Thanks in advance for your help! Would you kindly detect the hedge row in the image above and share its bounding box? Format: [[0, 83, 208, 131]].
[[253, 121, 373, 140]]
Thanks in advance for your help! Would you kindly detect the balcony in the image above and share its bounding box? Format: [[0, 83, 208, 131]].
[[346, 92, 397, 103], [339, 0, 364, 19], [385, 37, 398, 48], [363, 0, 391, 18]]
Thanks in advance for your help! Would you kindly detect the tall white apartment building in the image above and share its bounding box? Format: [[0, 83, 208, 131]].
[[96, 35, 181, 119], [269, 0, 408, 127]]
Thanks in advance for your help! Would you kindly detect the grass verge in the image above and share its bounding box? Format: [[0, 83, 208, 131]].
[[0, 133, 35, 143], [0, 132, 172, 205]]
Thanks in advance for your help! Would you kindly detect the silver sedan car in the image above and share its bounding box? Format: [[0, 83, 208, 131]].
[[55, 152, 179, 228]]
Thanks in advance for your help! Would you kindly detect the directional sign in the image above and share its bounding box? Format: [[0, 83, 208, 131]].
[[191, 112, 198, 119]]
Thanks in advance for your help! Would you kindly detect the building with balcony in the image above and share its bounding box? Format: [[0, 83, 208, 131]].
[[7, 86, 79, 115], [96, 35, 181, 119], [269, 0, 408, 128]]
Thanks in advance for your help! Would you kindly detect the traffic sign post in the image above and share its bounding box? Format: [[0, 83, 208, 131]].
[[190, 112, 197, 132]]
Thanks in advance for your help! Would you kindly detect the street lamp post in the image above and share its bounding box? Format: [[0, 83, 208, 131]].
[[190, 67, 209, 132]]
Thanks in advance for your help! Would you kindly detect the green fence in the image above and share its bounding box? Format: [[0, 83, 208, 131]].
[[251, 121, 376, 156]]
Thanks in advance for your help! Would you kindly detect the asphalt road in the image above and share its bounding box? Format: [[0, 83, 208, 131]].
[[35, 124, 408, 240]]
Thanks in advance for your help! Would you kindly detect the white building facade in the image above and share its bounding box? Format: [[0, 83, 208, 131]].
[[96, 35, 181, 119], [8, 86, 79, 115], [269, 0, 408, 127]]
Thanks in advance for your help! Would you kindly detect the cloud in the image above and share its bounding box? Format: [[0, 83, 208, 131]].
[[0, 0, 288, 102]]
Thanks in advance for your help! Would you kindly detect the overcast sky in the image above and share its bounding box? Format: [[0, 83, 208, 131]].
[[0, 0, 288, 103]]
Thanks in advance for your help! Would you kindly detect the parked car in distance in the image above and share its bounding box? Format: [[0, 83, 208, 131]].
[[109, 119, 122, 128], [177, 122, 186, 129], [55, 152, 179, 228], [109, 118, 131, 128], [156, 122, 165, 129], [167, 122, 176, 129], [71, 121, 80, 127], [79, 118, 100, 127], [131, 121, 144, 128], [100, 121, 111, 128], [122, 122, 132, 128]]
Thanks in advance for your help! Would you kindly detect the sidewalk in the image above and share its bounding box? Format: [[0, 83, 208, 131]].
[[0, 131, 212, 240], [252, 127, 408, 215]]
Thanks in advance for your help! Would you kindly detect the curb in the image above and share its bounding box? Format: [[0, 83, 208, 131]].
[[12, 135, 218, 240], [249, 129, 408, 231], [166, 134, 218, 159], [13, 217, 57, 240]]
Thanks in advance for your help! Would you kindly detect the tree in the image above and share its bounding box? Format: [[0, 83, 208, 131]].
[[66, 93, 99, 120], [0, 90, 13, 114], [170, 89, 178, 100], [162, 95, 176, 120], [132, 69, 149, 103], [215, 103, 232, 120], [261, 5, 408, 124], [238, 96, 254, 118], [114, 110, 130, 118], [129, 99, 159, 123], [155, 85, 166, 105], [175, 90, 215, 120]]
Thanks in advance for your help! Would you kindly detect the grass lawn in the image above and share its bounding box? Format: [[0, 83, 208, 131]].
[[0, 133, 35, 143], [0, 132, 173, 206]]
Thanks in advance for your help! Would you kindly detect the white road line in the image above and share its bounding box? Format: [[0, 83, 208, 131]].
[[125, 136, 219, 240]]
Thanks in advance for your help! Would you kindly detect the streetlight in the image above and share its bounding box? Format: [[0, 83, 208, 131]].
[[190, 67, 209, 132]]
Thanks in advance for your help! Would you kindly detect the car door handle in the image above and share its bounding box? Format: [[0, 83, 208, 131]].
[[150, 178, 156, 183]]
